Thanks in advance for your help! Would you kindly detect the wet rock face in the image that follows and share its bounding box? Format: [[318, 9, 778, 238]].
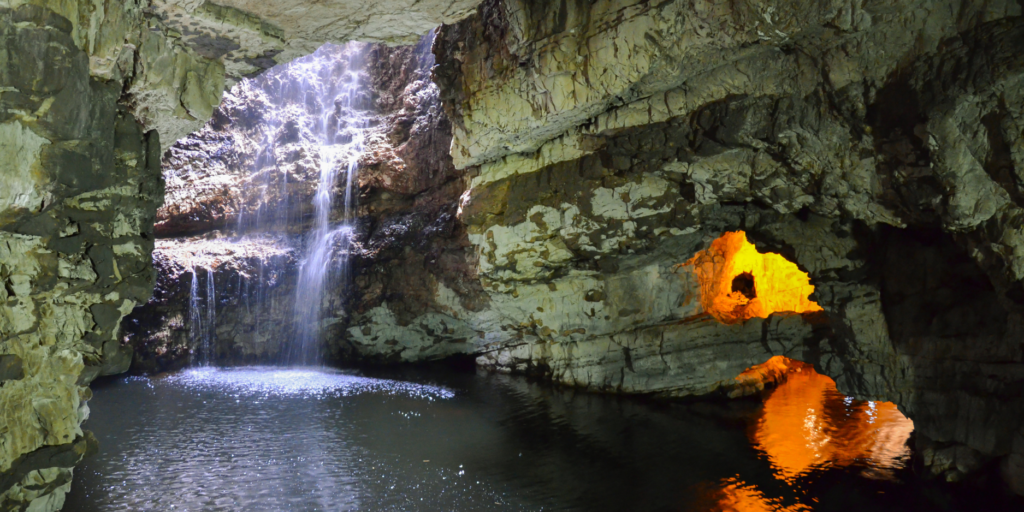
[[0, 5, 162, 509], [124, 235, 300, 373], [430, 0, 1024, 493]]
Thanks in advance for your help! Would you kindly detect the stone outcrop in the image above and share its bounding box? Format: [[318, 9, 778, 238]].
[[0, 5, 162, 509], [148, 1, 482, 83]]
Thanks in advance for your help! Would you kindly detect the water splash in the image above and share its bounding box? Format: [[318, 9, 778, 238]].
[[168, 367, 455, 400]]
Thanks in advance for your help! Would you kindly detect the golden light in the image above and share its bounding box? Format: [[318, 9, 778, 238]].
[[686, 231, 822, 324]]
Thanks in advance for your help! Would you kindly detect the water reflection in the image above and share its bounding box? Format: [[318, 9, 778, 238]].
[[68, 368, 454, 512], [67, 366, 1009, 512], [694, 361, 916, 511], [690, 477, 812, 512], [752, 363, 914, 483]]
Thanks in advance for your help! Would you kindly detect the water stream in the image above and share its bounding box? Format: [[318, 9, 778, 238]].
[[187, 260, 215, 366], [184, 43, 369, 365]]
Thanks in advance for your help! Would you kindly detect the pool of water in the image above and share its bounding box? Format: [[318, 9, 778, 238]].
[[64, 365, 1013, 511]]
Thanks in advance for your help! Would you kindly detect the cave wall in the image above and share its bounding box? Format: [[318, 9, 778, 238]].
[[419, 0, 1024, 491], [0, 5, 162, 509]]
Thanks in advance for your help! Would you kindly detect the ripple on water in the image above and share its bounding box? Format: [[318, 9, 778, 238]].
[[66, 366, 1012, 512], [67, 368, 456, 512]]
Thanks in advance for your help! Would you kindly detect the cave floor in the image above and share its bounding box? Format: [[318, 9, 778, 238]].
[[64, 366, 1017, 511]]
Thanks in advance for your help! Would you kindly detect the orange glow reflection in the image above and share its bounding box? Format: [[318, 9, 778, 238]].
[[690, 477, 812, 512], [691, 359, 914, 510], [751, 359, 914, 483], [686, 231, 822, 324]]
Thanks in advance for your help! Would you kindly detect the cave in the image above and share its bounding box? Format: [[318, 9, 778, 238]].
[[2, 1, 1024, 511], [731, 272, 757, 300]]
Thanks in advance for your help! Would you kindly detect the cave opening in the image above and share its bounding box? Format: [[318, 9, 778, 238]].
[[731, 271, 757, 300], [686, 231, 823, 324]]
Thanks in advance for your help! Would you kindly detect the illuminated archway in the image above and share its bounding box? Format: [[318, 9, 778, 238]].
[[685, 231, 822, 324]]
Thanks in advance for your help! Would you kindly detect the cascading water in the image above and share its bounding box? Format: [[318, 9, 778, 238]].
[[187, 260, 203, 363], [187, 259, 215, 366], [218, 42, 370, 366], [205, 267, 216, 363], [288, 48, 366, 366]]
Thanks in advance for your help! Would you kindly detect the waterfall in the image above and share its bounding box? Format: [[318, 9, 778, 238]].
[[289, 48, 366, 366], [187, 259, 202, 364], [205, 266, 216, 365], [218, 42, 369, 366], [187, 260, 215, 366]]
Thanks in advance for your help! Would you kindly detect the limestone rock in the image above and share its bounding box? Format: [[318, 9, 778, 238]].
[[434, 0, 1021, 169], [146, 0, 480, 85], [0, 5, 162, 508]]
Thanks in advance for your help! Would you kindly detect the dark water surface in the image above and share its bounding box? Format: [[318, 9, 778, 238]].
[[65, 366, 1016, 511]]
